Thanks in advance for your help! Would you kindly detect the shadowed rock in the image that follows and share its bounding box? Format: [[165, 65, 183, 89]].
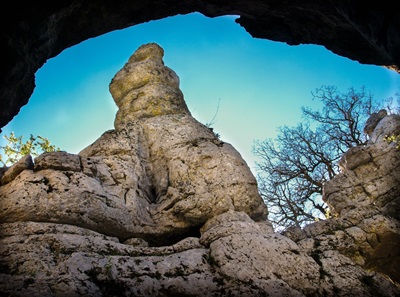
[[110, 43, 190, 127], [0, 154, 34, 185], [363, 109, 387, 136], [2, 1, 400, 132], [0, 44, 399, 296], [0, 43, 268, 245]]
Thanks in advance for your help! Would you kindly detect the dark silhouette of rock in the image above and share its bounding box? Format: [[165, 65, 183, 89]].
[[0, 43, 399, 296], [1, 1, 400, 131]]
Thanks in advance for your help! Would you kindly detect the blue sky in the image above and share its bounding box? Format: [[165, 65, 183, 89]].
[[1, 13, 399, 173]]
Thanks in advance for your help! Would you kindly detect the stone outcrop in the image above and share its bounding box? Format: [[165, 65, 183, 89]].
[[0, 43, 267, 246], [1, 43, 399, 296], [285, 112, 400, 284], [323, 113, 400, 283], [363, 109, 388, 136], [2, 1, 400, 132], [0, 154, 33, 185]]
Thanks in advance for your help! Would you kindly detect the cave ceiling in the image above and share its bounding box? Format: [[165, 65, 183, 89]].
[[1, 0, 399, 131]]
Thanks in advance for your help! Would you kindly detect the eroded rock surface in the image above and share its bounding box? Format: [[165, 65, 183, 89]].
[[0, 43, 267, 246], [286, 112, 400, 284], [0, 43, 399, 296]]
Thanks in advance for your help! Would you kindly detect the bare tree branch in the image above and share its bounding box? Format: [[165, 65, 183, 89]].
[[254, 85, 386, 231]]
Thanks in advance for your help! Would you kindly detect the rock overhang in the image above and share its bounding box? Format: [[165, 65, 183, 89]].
[[0, 42, 400, 296], [1, 1, 400, 131]]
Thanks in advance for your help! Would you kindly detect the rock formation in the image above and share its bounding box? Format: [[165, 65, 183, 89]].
[[0, 43, 399, 296], [2, 1, 400, 132]]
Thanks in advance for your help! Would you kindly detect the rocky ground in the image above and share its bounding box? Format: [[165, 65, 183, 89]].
[[0, 43, 399, 296]]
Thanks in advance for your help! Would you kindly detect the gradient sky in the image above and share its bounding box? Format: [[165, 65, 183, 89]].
[[1, 13, 400, 173]]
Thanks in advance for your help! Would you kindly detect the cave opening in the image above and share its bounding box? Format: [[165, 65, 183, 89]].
[[1, 12, 399, 236], [1, 12, 398, 174]]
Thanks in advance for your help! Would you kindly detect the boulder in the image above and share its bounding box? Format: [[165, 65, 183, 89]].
[[0, 44, 399, 296], [1, 154, 33, 185]]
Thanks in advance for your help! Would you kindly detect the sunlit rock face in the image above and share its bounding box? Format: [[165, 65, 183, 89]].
[[82, 42, 268, 241], [320, 112, 400, 283], [110, 43, 189, 126], [2, 1, 400, 132], [0, 44, 399, 296], [285, 112, 400, 284], [0, 43, 268, 245]]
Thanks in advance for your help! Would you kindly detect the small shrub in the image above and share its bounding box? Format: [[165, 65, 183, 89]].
[[0, 132, 60, 166], [384, 134, 400, 149]]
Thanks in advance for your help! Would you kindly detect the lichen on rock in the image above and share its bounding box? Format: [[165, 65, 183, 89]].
[[0, 43, 399, 296], [110, 42, 190, 127], [1, 42, 268, 244]]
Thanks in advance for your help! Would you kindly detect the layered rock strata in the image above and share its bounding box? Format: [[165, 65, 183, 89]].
[[0, 43, 268, 246], [285, 111, 400, 284], [0, 43, 399, 296]]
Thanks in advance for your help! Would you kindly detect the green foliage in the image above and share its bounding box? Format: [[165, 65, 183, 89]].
[[382, 93, 400, 149], [384, 133, 400, 149], [0, 132, 60, 166]]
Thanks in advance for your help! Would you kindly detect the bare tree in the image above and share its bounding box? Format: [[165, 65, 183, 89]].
[[253, 85, 381, 231], [303, 85, 375, 150]]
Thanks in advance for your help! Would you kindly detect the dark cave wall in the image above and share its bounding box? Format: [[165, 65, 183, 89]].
[[1, 0, 400, 131]]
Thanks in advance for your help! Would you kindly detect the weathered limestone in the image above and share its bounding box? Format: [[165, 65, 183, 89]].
[[369, 114, 400, 144], [286, 112, 400, 284], [0, 43, 399, 296], [1, 154, 33, 185], [0, 43, 268, 245], [109, 43, 189, 127], [363, 109, 387, 136]]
